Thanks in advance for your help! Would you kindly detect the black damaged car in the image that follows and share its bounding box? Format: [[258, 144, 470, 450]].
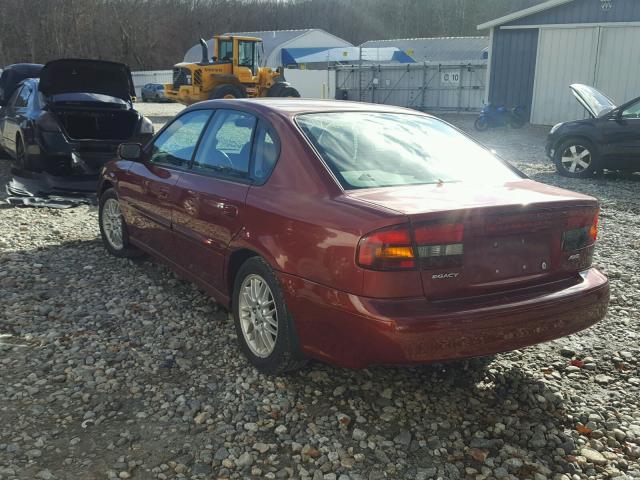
[[546, 84, 640, 178], [0, 59, 154, 194]]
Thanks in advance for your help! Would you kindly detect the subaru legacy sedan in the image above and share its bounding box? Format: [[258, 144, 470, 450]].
[[98, 99, 609, 374]]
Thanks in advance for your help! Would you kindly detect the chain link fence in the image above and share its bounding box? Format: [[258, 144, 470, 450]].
[[334, 61, 486, 112]]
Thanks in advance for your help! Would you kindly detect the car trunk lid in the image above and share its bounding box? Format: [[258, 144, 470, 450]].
[[39, 59, 135, 101], [346, 180, 599, 300]]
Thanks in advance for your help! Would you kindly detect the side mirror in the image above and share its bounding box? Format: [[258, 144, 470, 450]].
[[118, 143, 142, 161]]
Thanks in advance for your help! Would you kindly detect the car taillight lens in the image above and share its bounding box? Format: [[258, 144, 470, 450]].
[[414, 221, 464, 268], [357, 224, 415, 271], [37, 112, 61, 132], [563, 208, 599, 251]]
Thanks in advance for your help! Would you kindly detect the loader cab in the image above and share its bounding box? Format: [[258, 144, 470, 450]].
[[213, 35, 263, 80]]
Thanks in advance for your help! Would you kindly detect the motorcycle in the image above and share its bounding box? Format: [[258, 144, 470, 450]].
[[474, 104, 527, 131]]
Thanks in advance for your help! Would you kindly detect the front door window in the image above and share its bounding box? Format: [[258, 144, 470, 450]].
[[621, 100, 640, 119], [149, 110, 212, 168]]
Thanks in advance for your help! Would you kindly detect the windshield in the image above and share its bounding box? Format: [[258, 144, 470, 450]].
[[570, 84, 616, 117], [296, 112, 520, 190]]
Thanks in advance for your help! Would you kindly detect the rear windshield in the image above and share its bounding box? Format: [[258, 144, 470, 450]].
[[296, 112, 521, 190]]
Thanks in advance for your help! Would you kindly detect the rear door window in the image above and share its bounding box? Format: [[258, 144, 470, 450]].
[[251, 121, 280, 183], [149, 110, 212, 168], [192, 109, 257, 180], [219, 40, 233, 62]]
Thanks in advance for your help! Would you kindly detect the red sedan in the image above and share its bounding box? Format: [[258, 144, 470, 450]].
[[98, 99, 609, 374]]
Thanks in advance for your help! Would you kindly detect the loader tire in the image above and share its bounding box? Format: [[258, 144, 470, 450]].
[[267, 83, 300, 98], [281, 86, 300, 97], [209, 84, 244, 100]]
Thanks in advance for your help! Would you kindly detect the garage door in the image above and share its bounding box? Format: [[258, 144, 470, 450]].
[[530, 27, 599, 125], [531, 25, 640, 125], [594, 26, 640, 105]]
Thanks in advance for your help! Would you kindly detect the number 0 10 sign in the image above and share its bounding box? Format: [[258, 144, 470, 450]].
[[441, 71, 461, 86]]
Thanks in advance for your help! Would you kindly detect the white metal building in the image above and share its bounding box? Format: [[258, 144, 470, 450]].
[[183, 29, 353, 68], [361, 37, 489, 63], [479, 0, 640, 125]]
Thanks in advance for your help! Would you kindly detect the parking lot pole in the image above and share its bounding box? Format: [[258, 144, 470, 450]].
[[358, 46, 363, 102], [421, 63, 427, 110]]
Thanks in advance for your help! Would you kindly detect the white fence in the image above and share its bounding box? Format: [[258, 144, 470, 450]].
[[131, 68, 335, 99], [334, 61, 487, 112], [131, 70, 173, 97], [283, 69, 335, 99]]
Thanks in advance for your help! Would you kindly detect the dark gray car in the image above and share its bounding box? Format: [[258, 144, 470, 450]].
[[546, 84, 640, 178], [0, 59, 154, 193], [141, 83, 168, 102]]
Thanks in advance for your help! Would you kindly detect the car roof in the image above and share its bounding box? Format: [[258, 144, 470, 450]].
[[186, 98, 431, 118]]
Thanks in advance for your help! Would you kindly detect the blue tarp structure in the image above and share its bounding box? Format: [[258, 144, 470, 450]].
[[281, 47, 416, 65]]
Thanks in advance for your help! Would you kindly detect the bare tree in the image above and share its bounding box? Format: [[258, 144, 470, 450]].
[[0, 0, 545, 69]]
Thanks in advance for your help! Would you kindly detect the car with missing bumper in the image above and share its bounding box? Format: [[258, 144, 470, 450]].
[[98, 99, 609, 374], [0, 59, 154, 195], [547, 83, 640, 177]]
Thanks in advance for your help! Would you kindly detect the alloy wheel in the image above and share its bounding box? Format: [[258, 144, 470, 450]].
[[238, 274, 278, 358], [561, 144, 592, 174], [102, 198, 124, 250]]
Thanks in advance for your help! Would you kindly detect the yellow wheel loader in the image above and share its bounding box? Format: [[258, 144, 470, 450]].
[[164, 35, 300, 105]]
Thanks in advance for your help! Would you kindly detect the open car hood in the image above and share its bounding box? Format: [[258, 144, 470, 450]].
[[570, 83, 616, 118], [39, 59, 135, 101]]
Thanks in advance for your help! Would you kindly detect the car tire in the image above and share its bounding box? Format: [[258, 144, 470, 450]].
[[553, 138, 599, 178], [98, 188, 143, 258], [15, 135, 30, 171], [474, 117, 489, 131], [209, 84, 244, 99], [232, 257, 307, 374]]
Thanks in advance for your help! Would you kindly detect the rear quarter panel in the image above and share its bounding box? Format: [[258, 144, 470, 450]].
[[229, 115, 421, 297]]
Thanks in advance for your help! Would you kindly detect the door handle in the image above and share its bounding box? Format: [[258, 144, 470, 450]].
[[217, 202, 238, 218]]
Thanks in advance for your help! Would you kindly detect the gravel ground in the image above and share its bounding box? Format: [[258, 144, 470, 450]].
[[1, 104, 639, 480]]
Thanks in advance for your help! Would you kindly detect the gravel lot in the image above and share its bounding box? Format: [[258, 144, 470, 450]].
[[1, 104, 639, 480]]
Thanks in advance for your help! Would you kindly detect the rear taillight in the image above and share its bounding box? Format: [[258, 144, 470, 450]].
[[414, 221, 464, 268], [563, 208, 599, 251], [357, 224, 415, 271]]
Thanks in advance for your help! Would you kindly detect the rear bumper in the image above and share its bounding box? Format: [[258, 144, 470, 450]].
[[280, 268, 609, 369], [32, 132, 151, 175]]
